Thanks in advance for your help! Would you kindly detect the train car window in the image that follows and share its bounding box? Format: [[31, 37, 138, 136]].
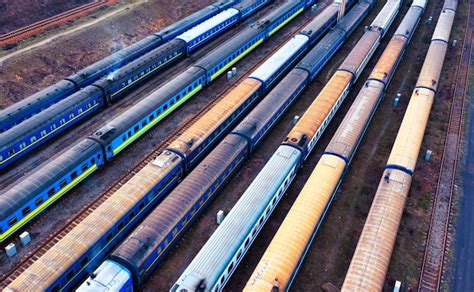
[[66, 270, 75, 281], [139, 202, 145, 211], [134, 126, 139, 133], [60, 180, 67, 188], [118, 222, 124, 230], [80, 257, 89, 268], [237, 250, 242, 260], [163, 104, 168, 111], [122, 136, 126, 142], [142, 121, 146, 127], [91, 158, 95, 165], [106, 232, 113, 242], [70, 171, 78, 180], [228, 262, 234, 273], [52, 285, 61, 292], [48, 188, 55, 197], [21, 206, 31, 216], [35, 197, 44, 206], [128, 211, 136, 221], [8, 217, 17, 226]]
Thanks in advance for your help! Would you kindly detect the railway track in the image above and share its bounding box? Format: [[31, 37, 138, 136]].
[[0, 0, 117, 47], [0, 8, 324, 287], [418, 1, 473, 290]]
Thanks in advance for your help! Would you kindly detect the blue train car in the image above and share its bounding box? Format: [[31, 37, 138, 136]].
[[79, 1, 368, 291], [0, 0, 271, 171], [0, 139, 105, 241], [0, 0, 239, 133], [0, 0, 297, 249], [0, 87, 105, 169]]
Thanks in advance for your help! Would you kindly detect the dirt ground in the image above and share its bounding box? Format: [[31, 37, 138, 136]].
[[0, 0, 466, 290], [0, 0, 214, 108], [0, 0, 93, 34]]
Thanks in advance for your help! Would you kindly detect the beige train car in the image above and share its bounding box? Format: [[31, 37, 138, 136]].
[[245, 1, 430, 289], [342, 2, 457, 291], [168, 78, 261, 158], [5, 151, 183, 291], [6, 78, 264, 291]]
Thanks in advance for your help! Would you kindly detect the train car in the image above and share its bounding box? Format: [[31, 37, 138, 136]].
[[0, 139, 105, 242], [0, 0, 239, 133], [0, 0, 272, 170], [72, 2, 369, 292], [342, 1, 457, 290], [244, 1, 427, 289], [0, 0, 292, 244], [4, 2, 317, 290], [0, 0, 294, 241], [172, 0, 406, 290]]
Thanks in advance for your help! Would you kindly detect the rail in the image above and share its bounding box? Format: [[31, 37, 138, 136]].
[[418, 1, 473, 290], [0, 0, 117, 47]]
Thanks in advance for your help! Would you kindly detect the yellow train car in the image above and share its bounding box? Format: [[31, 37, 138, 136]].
[[244, 155, 346, 291], [342, 1, 457, 290], [6, 151, 183, 291], [168, 78, 262, 157]]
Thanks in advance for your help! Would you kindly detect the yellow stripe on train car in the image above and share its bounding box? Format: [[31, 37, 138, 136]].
[[269, 7, 304, 36], [112, 84, 204, 156], [110, 52, 183, 98], [0, 103, 100, 166], [211, 38, 264, 81], [0, 164, 98, 242]]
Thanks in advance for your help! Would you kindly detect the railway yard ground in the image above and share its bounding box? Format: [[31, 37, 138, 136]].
[[0, 0, 471, 290]]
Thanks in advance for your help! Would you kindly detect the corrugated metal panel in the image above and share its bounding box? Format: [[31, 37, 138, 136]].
[[443, 0, 458, 11], [412, 0, 428, 9], [113, 134, 248, 274], [6, 152, 182, 290], [338, 30, 380, 77], [336, 1, 371, 33], [387, 88, 434, 172], [394, 6, 424, 38], [416, 42, 448, 91], [249, 35, 309, 83], [431, 10, 455, 41], [369, 36, 406, 83], [177, 145, 300, 289], [284, 71, 353, 151], [234, 69, 309, 143], [245, 154, 345, 291], [326, 80, 384, 159], [176, 8, 240, 43], [168, 78, 261, 156], [0, 139, 100, 220], [342, 169, 412, 291], [370, 0, 400, 32]]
